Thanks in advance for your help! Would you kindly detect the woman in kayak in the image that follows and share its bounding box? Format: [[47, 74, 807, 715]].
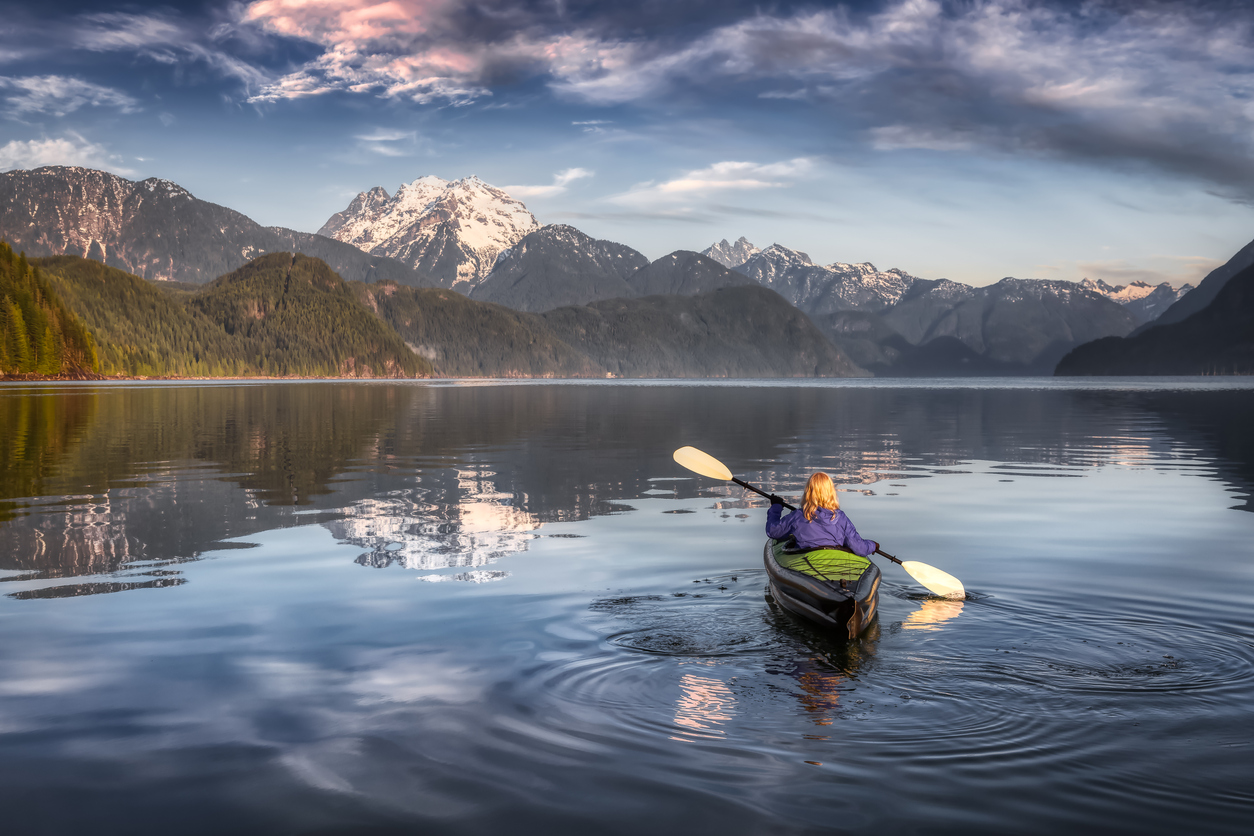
[[766, 472, 878, 556]]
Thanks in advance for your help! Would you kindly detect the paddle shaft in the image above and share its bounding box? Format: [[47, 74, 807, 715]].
[[731, 476, 904, 567], [731, 477, 793, 509]]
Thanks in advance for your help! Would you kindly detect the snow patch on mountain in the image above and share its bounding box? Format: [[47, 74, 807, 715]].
[[734, 244, 923, 315], [319, 176, 539, 290], [1081, 277, 1194, 323]]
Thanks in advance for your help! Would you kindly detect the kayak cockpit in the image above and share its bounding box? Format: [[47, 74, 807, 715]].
[[764, 538, 881, 639]]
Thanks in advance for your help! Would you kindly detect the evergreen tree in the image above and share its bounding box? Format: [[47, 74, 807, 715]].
[[37, 324, 60, 375], [1, 242, 100, 378], [6, 298, 31, 373]]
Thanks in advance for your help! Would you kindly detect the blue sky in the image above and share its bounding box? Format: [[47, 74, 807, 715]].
[[2, 0, 1253, 287]]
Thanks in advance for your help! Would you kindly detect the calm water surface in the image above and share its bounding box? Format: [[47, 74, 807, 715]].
[[1, 379, 1252, 835]]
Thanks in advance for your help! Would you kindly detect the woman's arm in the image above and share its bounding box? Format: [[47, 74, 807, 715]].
[[765, 503, 795, 540], [838, 512, 878, 557]]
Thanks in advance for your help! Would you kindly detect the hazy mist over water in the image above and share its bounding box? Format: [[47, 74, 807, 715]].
[[1, 379, 1252, 834]]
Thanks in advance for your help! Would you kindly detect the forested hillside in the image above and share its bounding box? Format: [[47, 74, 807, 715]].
[[356, 281, 866, 378], [191, 253, 430, 378], [7, 248, 865, 381], [26, 251, 432, 379], [354, 282, 600, 377], [1, 244, 99, 378], [37, 255, 250, 377], [539, 286, 868, 378]]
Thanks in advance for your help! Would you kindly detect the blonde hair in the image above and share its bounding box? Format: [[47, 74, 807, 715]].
[[802, 472, 839, 521]]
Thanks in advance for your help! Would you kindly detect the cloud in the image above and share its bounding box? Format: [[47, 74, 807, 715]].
[[503, 167, 593, 198], [242, 0, 506, 104], [609, 158, 812, 208], [0, 75, 139, 118], [869, 125, 978, 153], [74, 11, 185, 51], [0, 134, 135, 175], [555, 168, 593, 187], [541, 1, 1254, 201], [41, 1, 1254, 201], [553, 210, 720, 225], [72, 11, 269, 91], [573, 119, 614, 134], [354, 128, 421, 156]]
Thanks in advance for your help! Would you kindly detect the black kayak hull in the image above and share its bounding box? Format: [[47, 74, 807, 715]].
[[763, 539, 881, 639]]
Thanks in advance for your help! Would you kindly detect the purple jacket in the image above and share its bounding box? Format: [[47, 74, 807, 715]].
[[766, 504, 877, 556]]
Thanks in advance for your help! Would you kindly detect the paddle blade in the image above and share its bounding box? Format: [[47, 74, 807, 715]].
[[673, 446, 733, 481], [901, 561, 966, 599]]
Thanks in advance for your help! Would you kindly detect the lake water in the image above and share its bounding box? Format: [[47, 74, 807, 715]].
[[1, 379, 1252, 835]]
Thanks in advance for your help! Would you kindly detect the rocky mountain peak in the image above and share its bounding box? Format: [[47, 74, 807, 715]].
[[138, 178, 193, 199], [318, 175, 539, 291], [701, 236, 761, 269], [755, 243, 814, 266]]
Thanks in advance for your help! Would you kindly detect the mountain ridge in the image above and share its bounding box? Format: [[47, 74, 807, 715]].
[[471, 224, 650, 312], [0, 166, 435, 287]]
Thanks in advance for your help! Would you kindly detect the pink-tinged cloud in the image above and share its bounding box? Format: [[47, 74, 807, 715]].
[[244, 0, 513, 103], [246, 0, 447, 43]]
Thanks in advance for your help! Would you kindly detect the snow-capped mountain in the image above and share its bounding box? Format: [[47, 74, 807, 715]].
[[1080, 278, 1193, 324], [734, 244, 921, 315], [0, 166, 428, 285], [702, 236, 761, 269], [319, 176, 540, 292]]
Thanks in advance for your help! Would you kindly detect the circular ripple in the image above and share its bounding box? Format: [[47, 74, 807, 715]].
[[595, 574, 786, 658], [502, 569, 1254, 791], [925, 594, 1254, 699]]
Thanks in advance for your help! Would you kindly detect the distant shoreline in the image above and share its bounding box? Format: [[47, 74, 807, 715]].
[[4, 372, 1253, 384]]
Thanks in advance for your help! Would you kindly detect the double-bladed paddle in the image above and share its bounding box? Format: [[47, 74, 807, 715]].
[[672, 445, 965, 599]]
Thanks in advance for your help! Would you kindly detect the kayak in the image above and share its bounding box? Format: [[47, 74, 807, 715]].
[[763, 538, 881, 639]]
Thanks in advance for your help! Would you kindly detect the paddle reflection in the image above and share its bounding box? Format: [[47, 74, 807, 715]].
[[902, 598, 967, 631]]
